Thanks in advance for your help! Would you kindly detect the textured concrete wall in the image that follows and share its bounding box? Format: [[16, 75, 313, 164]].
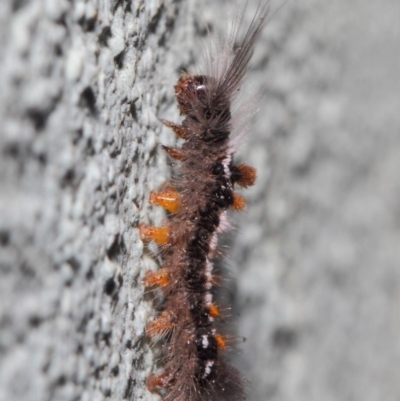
[[0, 0, 192, 400], [227, 1, 400, 401], [1, 1, 399, 401]]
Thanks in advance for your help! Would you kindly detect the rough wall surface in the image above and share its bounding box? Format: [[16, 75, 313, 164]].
[[224, 1, 400, 401], [0, 1, 399, 401], [0, 0, 192, 400]]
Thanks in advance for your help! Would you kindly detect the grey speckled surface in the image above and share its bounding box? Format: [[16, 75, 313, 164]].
[[226, 1, 400, 401], [0, 0, 191, 400], [1, 0, 399, 401]]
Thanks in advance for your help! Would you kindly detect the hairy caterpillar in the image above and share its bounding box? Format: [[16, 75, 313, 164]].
[[140, 4, 269, 401]]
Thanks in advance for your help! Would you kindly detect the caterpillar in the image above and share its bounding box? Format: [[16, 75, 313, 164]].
[[140, 4, 269, 401]]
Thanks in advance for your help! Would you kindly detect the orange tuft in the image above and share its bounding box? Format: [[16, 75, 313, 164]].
[[236, 163, 257, 187], [149, 188, 182, 213], [160, 119, 186, 138], [173, 75, 189, 96], [208, 304, 219, 317], [146, 373, 159, 391], [139, 224, 170, 244], [231, 193, 246, 211], [143, 268, 169, 288], [214, 333, 226, 349], [146, 311, 173, 338], [162, 145, 184, 161], [146, 372, 169, 391]]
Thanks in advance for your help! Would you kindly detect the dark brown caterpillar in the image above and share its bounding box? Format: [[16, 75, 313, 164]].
[[140, 5, 268, 401]]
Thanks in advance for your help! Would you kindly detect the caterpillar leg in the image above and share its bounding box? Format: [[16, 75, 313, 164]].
[[149, 188, 182, 213], [139, 224, 170, 244], [143, 268, 170, 288]]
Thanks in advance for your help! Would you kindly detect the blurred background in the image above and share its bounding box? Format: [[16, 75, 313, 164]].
[[224, 1, 400, 400], [0, 0, 399, 401]]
